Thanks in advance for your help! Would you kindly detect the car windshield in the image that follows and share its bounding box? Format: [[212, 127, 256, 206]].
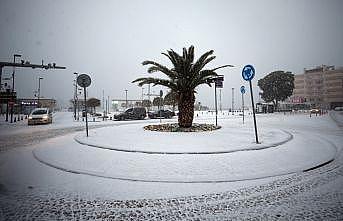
[[32, 110, 47, 115]]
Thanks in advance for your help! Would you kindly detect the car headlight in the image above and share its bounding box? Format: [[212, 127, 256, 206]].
[[43, 115, 48, 119], [28, 116, 32, 120]]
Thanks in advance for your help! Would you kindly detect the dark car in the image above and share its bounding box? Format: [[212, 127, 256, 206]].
[[113, 107, 146, 120], [148, 109, 175, 119]]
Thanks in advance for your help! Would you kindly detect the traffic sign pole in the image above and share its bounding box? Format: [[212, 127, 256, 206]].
[[240, 86, 246, 124], [249, 80, 259, 143], [159, 90, 163, 124], [77, 74, 91, 137], [214, 83, 218, 127], [84, 86, 89, 137], [242, 65, 259, 144], [242, 93, 244, 124]]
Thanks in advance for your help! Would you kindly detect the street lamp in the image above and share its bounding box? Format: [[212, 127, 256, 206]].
[[125, 89, 128, 108], [232, 87, 235, 115], [12, 54, 22, 93], [141, 87, 145, 106], [74, 72, 79, 120], [10, 54, 21, 123], [37, 77, 43, 107]]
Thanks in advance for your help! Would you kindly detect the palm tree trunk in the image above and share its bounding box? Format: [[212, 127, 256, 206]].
[[178, 92, 195, 128]]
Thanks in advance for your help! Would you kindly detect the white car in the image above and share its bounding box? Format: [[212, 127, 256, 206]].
[[28, 108, 53, 125]]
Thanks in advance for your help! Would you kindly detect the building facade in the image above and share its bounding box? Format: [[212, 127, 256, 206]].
[[290, 65, 343, 109]]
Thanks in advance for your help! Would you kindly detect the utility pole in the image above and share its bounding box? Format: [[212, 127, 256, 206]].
[[102, 89, 105, 111], [141, 87, 144, 105], [73, 72, 79, 120], [10, 54, 21, 123], [219, 89, 222, 112], [242, 91, 245, 124], [107, 95, 110, 114], [37, 77, 43, 108], [73, 80, 77, 120], [148, 84, 151, 102], [215, 83, 218, 127], [125, 89, 128, 109], [231, 87, 234, 115]]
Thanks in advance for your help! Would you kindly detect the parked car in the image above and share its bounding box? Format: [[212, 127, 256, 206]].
[[113, 107, 146, 120], [28, 108, 53, 125], [148, 109, 175, 119]]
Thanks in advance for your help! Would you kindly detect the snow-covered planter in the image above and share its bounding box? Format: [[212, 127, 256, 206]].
[[143, 123, 221, 132]]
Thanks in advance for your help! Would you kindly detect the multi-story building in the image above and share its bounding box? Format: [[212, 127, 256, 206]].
[[290, 65, 343, 109]]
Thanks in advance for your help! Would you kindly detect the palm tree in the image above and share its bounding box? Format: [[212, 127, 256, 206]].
[[132, 46, 232, 128]]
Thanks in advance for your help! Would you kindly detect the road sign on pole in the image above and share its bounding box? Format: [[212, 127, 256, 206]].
[[240, 86, 246, 94], [77, 74, 91, 137], [215, 75, 224, 88], [77, 74, 91, 88], [242, 65, 259, 143]]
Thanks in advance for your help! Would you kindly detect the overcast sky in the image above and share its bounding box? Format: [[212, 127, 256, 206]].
[[1, 0, 342, 108]]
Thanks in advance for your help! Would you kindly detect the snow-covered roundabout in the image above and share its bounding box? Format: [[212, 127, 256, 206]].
[[33, 117, 337, 183]]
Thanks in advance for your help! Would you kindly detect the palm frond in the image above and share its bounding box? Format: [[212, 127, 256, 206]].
[[191, 49, 214, 73], [132, 77, 177, 91], [211, 64, 234, 71], [142, 60, 177, 79], [190, 70, 217, 89]]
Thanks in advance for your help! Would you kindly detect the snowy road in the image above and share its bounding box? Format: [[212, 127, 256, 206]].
[[0, 112, 175, 151], [0, 111, 343, 220]]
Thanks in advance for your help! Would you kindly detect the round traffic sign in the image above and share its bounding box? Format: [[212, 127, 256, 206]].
[[240, 86, 246, 94], [77, 74, 91, 87], [242, 65, 255, 81]]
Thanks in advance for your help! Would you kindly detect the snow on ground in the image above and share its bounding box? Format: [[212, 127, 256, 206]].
[[74, 120, 292, 153], [32, 113, 337, 183], [0, 112, 115, 136], [0, 110, 343, 219]]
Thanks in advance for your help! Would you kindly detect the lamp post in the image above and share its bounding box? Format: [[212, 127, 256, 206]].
[[10, 54, 21, 123], [74, 72, 79, 120], [73, 80, 77, 120], [37, 77, 43, 108], [125, 89, 128, 109], [231, 87, 235, 115], [141, 87, 144, 106], [12, 54, 21, 93], [219, 89, 222, 112], [108, 95, 110, 114]]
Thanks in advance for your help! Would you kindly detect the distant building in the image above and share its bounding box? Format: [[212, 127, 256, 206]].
[[290, 65, 343, 109], [17, 98, 56, 115]]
